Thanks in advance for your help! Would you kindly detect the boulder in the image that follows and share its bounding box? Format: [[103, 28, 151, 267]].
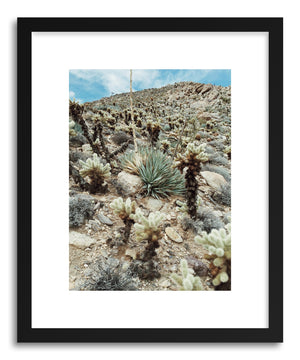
[[200, 83, 213, 95], [69, 231, 95, 250], [97, 213, 113, 226], [186, 256, 209, 277], [117, 171, 143, 196], [144, 198, 163, 211], [165, 227, 183, 243], [200, 171, 227, 191]]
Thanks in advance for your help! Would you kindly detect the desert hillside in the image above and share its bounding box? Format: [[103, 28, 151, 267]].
[[69, 81, 231, 291]]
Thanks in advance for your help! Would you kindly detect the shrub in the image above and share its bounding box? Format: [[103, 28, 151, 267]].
[[81, 256, 139, 291], [111, 131, 133, 145], [213, 183, 231, 206], [69, 194, 95, 227], [197, 207, 224, 233], [208, 152, 228, 166]]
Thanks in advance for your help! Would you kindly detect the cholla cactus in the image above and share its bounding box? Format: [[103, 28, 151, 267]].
[[195, 223, 231, 289], [160, 139, 170, 153], [131, 208, 165, 242], [111, 197, 136, 220], [171, 259, 203, 291], [69, 99, 102, 157], [206, 120, 214, 130], [175, 143, 209, 173], [110, 197, 136, 242], [69, 118, 76, 136], [79, 153, 111, 194], [131, 208, 165, 261], [224, 145, 231, 160], [176, 197, 201, 215], [146, 119, 161, 146], [175, 142, 208, 219]]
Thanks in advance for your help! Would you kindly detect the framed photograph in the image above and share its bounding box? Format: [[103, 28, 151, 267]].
[[17, 17, 283, 342]]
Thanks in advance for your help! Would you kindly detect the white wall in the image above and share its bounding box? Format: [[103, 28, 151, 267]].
[[2, 0, 297, 358]]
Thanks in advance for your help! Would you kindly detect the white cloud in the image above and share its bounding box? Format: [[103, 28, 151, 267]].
[[69, 69, 225, 99], [70, 69, 167, 95], [70, 69, 130, 95], [69, 90, 75, 98]]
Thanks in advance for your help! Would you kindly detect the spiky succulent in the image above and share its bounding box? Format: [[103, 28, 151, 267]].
[[79, 153, 111, 194], [171, 259, 203, 291], [138, 149, 185, 199], [120, 150, 147, 175], [130, 208, 165, 242], [121, 149, 185, 199], [195, 223, 231, 288]]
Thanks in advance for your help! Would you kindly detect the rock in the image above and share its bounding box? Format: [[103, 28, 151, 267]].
[[69, 150, 90, 163], [97, 213, 113, 226], [117, 171, 143, 196], [186, 256, 209, 277], [100, 249, 108, 258], [207, 90, 219, 102], [93, 202, 101, 211], [69, 133, 87, 147], [145, 198, 163, 211], [212, 210, 223, 218], [69, 231, 95, 250], [200, 83, 213, 95], [195, 83, 205, 93], [111, 131, 132, 145], [125, 248, 138, 260], [200, 171, 227, 191], [89, 219, 101, 231], [165, 227, 183, 243]]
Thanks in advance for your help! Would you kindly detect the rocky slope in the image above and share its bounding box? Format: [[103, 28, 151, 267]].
[[69, 81, 231, 291]]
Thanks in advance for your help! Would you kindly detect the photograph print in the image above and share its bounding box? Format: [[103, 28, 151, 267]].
[[68, 69, 231, 291]]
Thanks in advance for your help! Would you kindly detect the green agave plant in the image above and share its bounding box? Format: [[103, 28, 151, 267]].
[[120, 148, 185, 199], [138, 148, 185, 199]]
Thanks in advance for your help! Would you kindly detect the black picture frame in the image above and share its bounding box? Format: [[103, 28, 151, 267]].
[[17, 17, 283, 343]]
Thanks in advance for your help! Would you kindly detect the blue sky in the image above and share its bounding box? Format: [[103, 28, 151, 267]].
[[69, 69, 231, 103]]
